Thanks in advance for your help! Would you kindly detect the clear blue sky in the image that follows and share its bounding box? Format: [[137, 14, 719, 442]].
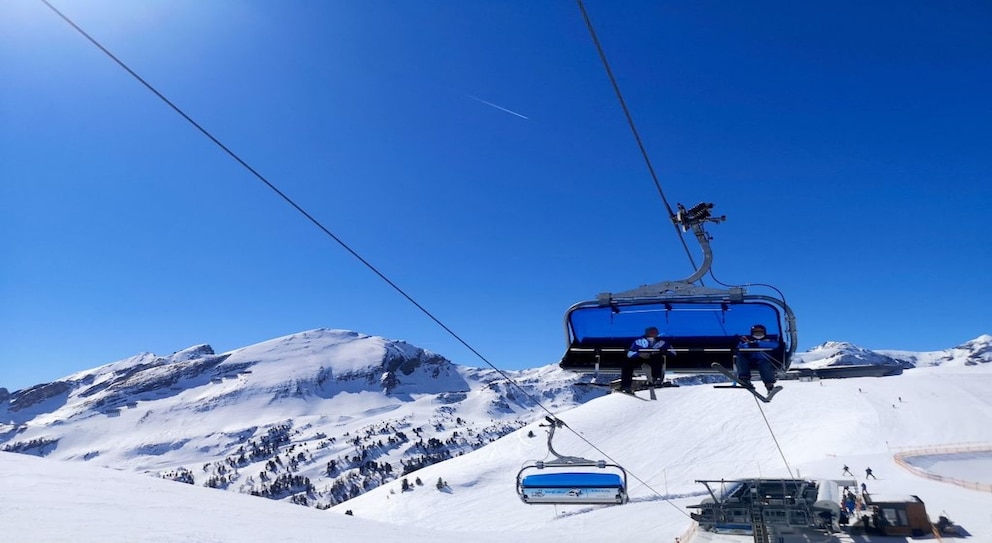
[[2, 0, 990, 392]]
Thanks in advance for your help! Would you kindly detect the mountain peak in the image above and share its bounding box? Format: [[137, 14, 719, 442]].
[[957, 334, 992, 350], [810, 341, 862, 352], [1, 328, 600, 511], [795, 341, 901, 369], [4, 327, 989, 516], [171, 344, 215, 362]]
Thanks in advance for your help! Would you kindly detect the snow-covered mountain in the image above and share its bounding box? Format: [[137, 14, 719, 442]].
[[2, 329, 989, 514], [793, 335, 992, 370], [0, 329, 604, 508], [330, 359, 992, 543], [792, 341, 906, 370], [877, 334, 992, 368], [5, 348, 992, 543]]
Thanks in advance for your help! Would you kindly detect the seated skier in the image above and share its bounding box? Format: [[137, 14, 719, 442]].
[[620, 326, 676, 393], [735, 323, 779, 393]]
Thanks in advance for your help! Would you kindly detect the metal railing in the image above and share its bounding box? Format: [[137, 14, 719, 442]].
[[893, 443, 992, 493]]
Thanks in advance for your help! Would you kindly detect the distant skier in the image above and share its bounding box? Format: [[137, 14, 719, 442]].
[[865, 467, 877, 479], [842, 465, 853, 476], [621, 327, 675, 393], [735, 324, 779, 394], [861, 482, 868, 493]]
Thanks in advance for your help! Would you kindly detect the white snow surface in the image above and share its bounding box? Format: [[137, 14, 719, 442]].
[[903, 452, 992, 485], [878, 334, 992, 368], [1, 328, 584, 474], [792, 335, 992, 370], [3, 331, 992, 542]]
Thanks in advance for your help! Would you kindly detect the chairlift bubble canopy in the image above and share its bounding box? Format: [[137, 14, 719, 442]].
[[516, 417, 629, 506], [518, 469, 627, 505], [559, 281, 797, 375]]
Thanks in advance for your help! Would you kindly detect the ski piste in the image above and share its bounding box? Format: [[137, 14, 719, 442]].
[[710, 363, 782, 403], [614, 389, 650, 401]]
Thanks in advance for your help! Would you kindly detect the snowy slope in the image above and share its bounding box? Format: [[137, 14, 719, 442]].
[[792, 341, 905, 369], [4, 362, 992, 542], [336, 363, 992, 541], [0, 450, 508, 543], [795, 335, 992, 370], [878, 334, 992, 368], [0, 329, 606, 506]]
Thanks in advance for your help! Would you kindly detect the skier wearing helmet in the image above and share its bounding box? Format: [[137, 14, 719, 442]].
[[620, 326, 676, 393], [735, 324, 779, 393]]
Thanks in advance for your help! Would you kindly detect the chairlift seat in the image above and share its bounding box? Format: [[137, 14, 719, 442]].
[[559, 296, 793, 374], [519, 472, 626, 505], [522, 472, 623, 488], [562, 334, 785, 373]]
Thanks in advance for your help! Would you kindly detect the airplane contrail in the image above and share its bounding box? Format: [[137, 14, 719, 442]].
[[466, 95, 529, 120]]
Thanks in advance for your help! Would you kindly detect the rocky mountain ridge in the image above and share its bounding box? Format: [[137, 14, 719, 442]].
[[0, 329, 603, 508], [2, 329, 988, 509]]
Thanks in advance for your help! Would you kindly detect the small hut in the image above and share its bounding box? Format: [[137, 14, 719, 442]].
[[854, 493, 931, 537]]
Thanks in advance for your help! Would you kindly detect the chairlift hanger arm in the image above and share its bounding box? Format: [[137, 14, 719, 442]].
[[589, 201, 728, 298], [673, 202, 726, 284], [542, 417, 599, 466], [598, 282, 744, 302], [518, 415, 629, 506]]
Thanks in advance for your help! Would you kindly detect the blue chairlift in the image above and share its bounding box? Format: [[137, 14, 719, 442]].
[[558, 203, 798, 381], [516, 417, 628, 506]]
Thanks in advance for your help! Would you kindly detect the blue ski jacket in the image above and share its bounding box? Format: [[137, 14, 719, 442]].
[[737, 336, 778, 351], [627, 337, 676, 358]]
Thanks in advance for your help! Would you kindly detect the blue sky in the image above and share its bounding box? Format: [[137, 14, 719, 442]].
[[2, 0, 990, 392]]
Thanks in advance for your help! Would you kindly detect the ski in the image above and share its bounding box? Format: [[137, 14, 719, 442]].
[[642, 363, 657, 400], [576, 374, 659, 400], [575, 382, 651, 400], [615, 389, 650, 401], [710, 363, 782, 403], [765, 386, 782, 401]]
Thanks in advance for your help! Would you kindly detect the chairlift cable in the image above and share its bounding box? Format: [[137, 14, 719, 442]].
[[704, 298, 798, 479], [40, 0, 695, 516], [751, 398, 796, 479], [39, 0, 686, 512], [708, 269, 799, 358], [35, 0, 563, 419], [575, 0, 701, 276], [708, 270, 791, 307], [575, 2, 806, 514], [554, 419, 694, 519], [753, 396, 820, 525]]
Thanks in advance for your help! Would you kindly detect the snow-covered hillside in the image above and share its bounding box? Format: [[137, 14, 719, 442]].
[[336, 361, 992, 540], [793, 341, 905, 369], [0, 329, 604, 507], [3, 329, 991, 536], [878, 334, 992, 368], [794, 335, 992, 370], [0, 450, 508, 543], [3, 358, 991, 542]]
